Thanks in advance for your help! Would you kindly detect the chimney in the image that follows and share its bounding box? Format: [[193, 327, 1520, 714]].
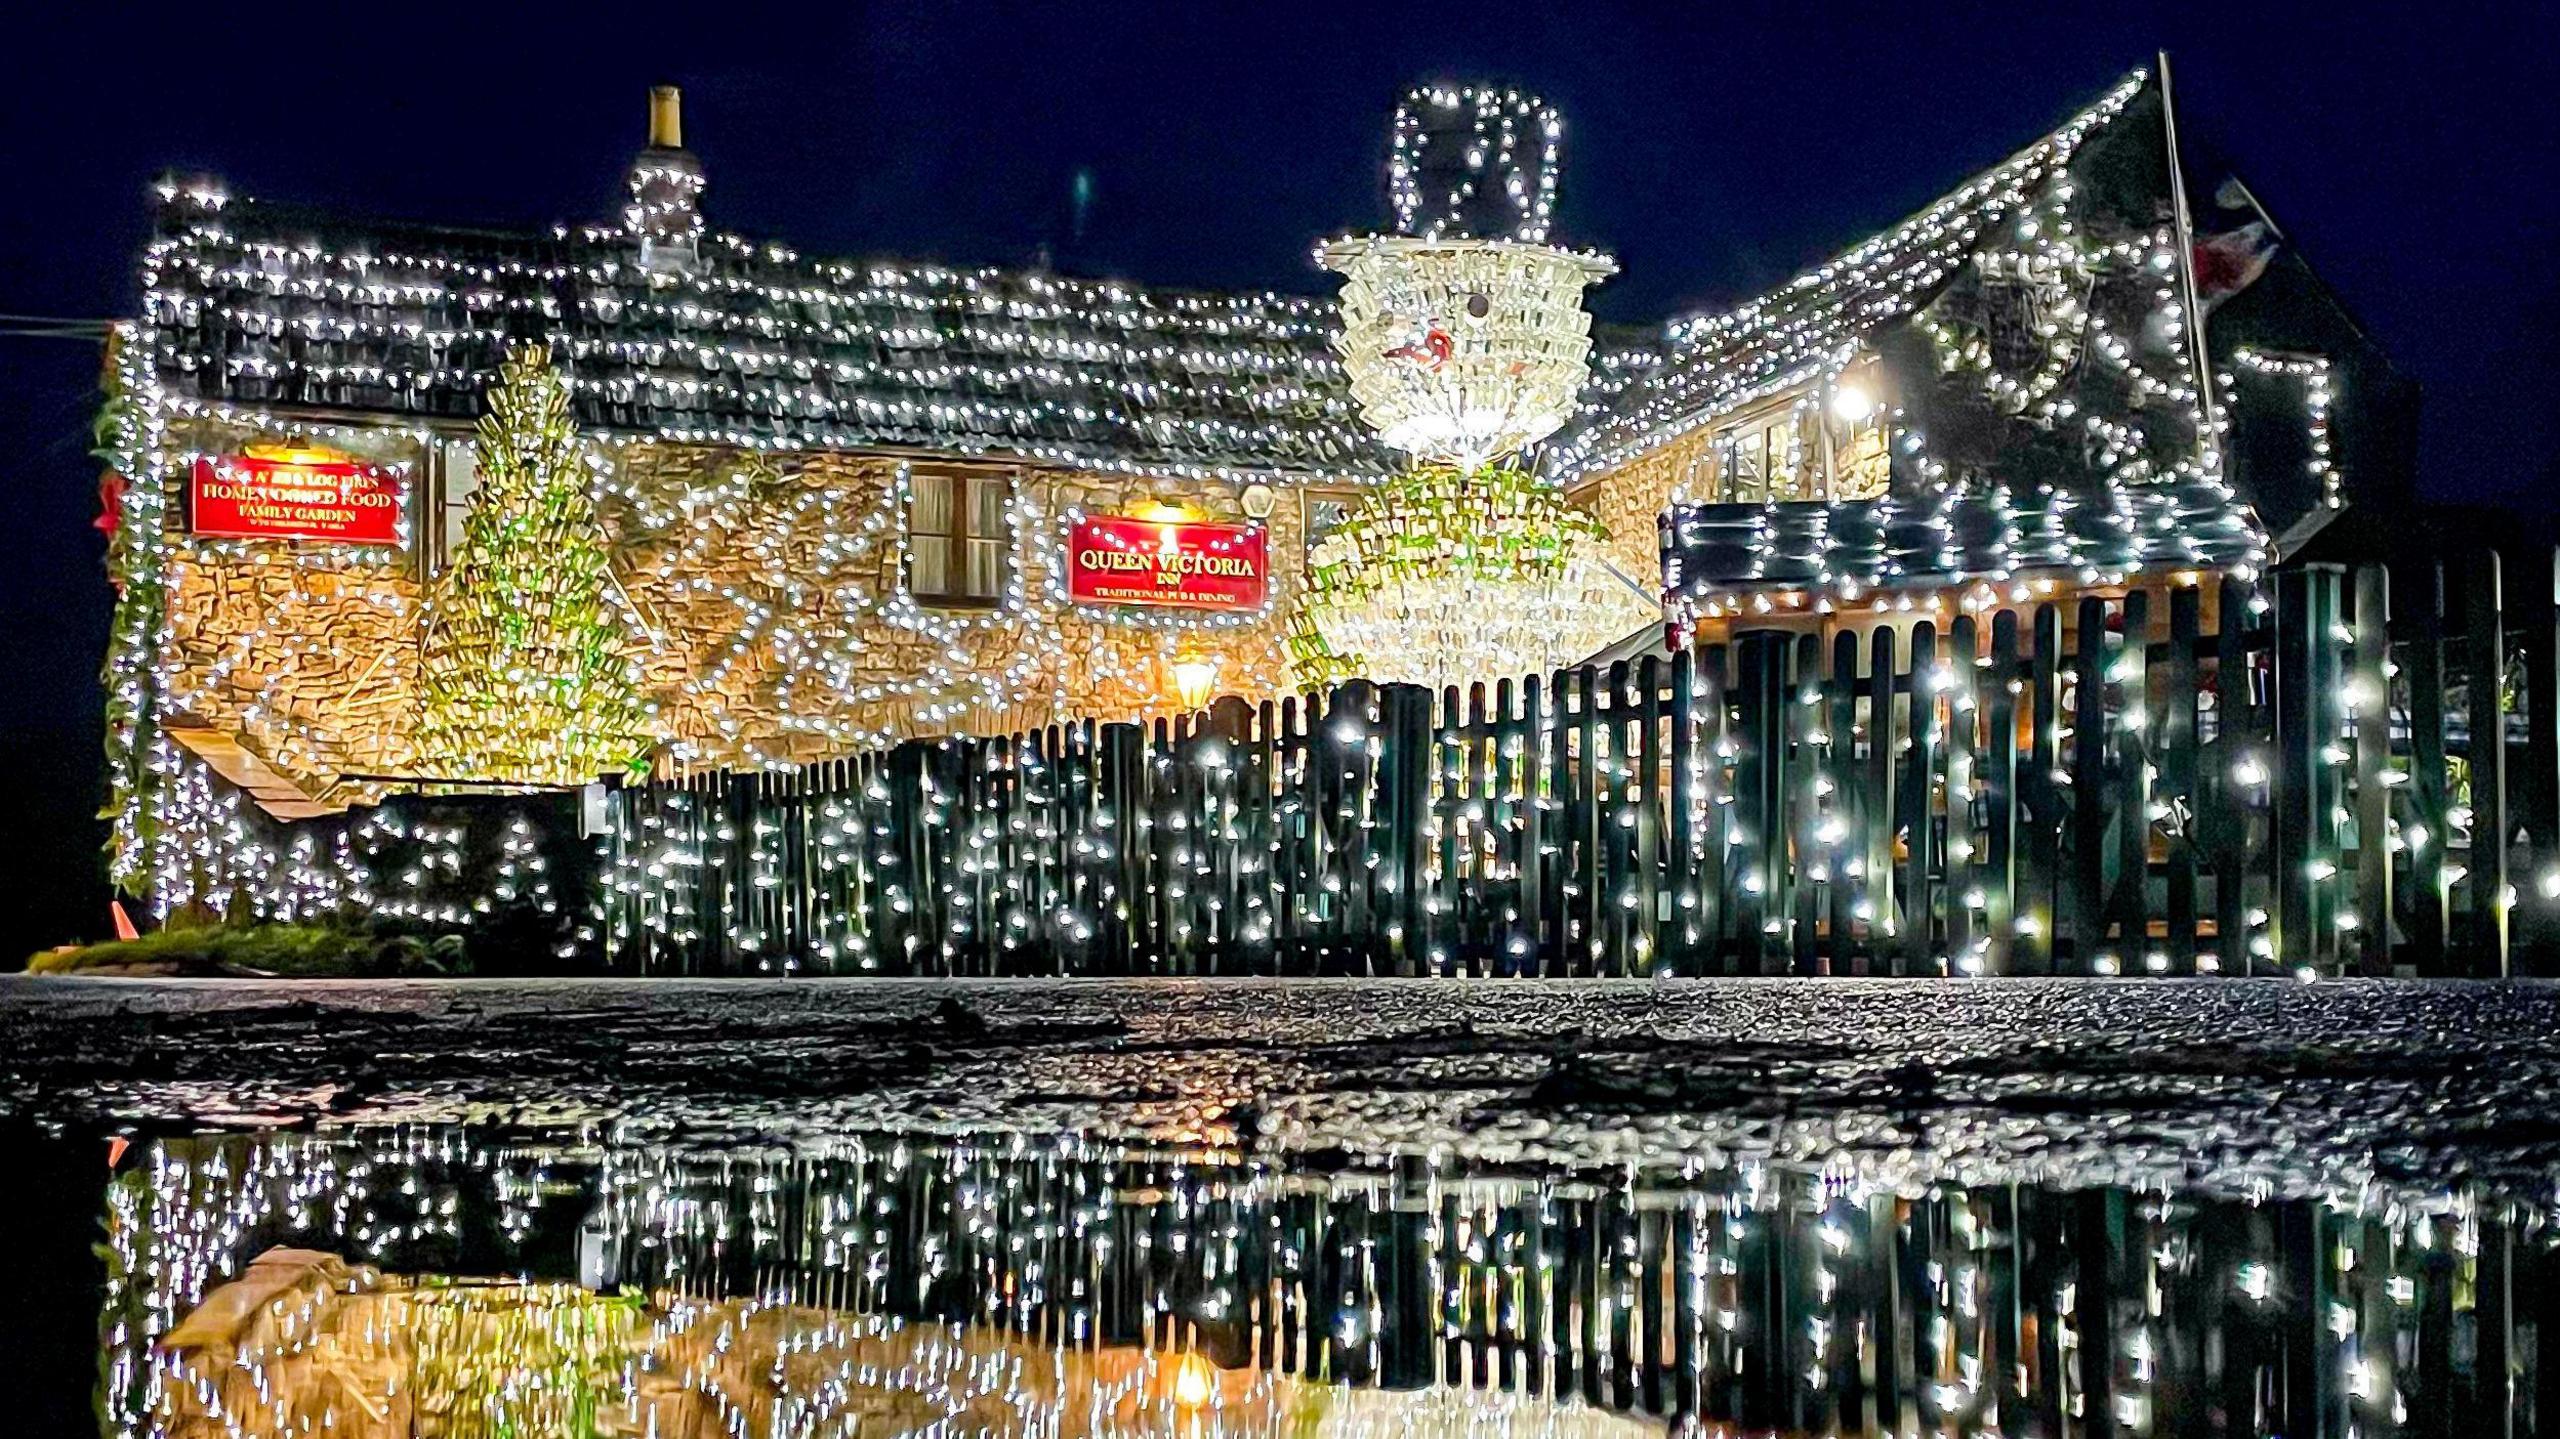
[[648, 85, 683, 150], [624, 83, 705, 271]]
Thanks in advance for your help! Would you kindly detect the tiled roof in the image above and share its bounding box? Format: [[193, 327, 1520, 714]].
[[134, 62, 2278, 587], [1552, 72, 2151, 482], [139, 197, 1392, 480]]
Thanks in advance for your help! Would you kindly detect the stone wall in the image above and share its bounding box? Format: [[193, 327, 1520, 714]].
[[160, 422, 1309, 801], [1567, 426, 1713, 584], [166, 553, 424, 798], [600, 442, 1305, 769], [159, 416, 430, 807]]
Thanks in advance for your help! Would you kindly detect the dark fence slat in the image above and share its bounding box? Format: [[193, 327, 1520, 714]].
[[2211, 578, 2262, 975], [1634, 655, 1666, 977], [2107, 590, 2152, 969], [2464, 555, 2510, 976], [1982, 612, 2022, 975], [2067, 598, 2110, 973], [1825, 632, 1863, 975], [2276, 567, 2351, 974], [1733, 633, 1788, 976], [1944, 616, 1980, 974], [2020, 605, 2064, 976], [2161, 585, 2203, 973], [1900, 621, 1940, 977], [1698, 644, 1733, 975], [2521, 548, 2560, 974], [1664, 656, 1697, 974], [1515, 677, 1539, 977], [1866, 627, 1903, 975], [1603, 660, 1637, 977], [2351, 565, 2394, 975], [1790, 633, 1826, 977], [1571, 665, 1602, 977]]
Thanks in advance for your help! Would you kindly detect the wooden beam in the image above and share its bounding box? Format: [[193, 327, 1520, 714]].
[[164, 723, 352, 820]]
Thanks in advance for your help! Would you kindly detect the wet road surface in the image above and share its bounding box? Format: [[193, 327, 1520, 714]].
[[7, 974, 2554, 1203]]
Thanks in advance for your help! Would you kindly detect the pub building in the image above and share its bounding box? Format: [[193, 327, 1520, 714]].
[[102, 68, 2412, 956]]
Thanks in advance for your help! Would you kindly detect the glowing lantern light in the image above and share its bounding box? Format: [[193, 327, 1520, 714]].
[[1169, 1352, 1218, 1409], [1168, 649, 1220, 710]]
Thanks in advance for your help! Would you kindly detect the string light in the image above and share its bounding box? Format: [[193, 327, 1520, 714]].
[[1292, 461, 1651, 692], [142, 180, 1389, 483], [1555, 71, 2152, 483], [1303, 86, 1643, 690], [102, 68, 2361, 956]]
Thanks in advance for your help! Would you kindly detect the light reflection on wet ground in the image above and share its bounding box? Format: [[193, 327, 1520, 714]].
[[75, 1123, 2560, 1438], [13, 976, 2560, 1434]]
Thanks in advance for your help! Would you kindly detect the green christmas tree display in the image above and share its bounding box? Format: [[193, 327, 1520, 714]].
[[419, 344, 649, 785]]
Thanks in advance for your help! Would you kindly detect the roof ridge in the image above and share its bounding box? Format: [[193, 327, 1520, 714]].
[[1554, 67, 2155, 481], [142, 194, 1387, 479], [172, 185, 1340, 315], [1663, 68, 2151, 349]]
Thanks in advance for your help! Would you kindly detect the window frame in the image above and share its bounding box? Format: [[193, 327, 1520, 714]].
[[1714, 394, 1806, 503], [905, 466, 1014, 610]]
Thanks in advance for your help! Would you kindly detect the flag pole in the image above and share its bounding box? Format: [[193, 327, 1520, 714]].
[[2158, 51, 2224, 473], [2224, 174, 2286, 241]]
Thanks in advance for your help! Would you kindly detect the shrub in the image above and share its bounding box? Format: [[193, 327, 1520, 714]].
[[26, 922, 470, 978]]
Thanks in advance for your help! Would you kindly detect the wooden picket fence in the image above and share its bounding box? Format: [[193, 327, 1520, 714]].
[[602, 549, 2560, 979]]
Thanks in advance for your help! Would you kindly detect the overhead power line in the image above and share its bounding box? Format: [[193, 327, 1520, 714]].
[[0, 314, 115, 341]]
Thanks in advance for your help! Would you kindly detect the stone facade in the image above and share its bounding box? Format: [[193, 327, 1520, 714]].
[[601, 441, 1307, 769], [166, 551, 425, 800], [160, 416, 432, 808], [1567, 425, 1714, 583], [162, 420, 1313, 804]]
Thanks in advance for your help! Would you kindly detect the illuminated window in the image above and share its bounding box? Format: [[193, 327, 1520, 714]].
[[1831, 415, 1892, 499], [1303, 488, 1362, 556], [908, 470, 1010, 606], [1826, 372, 1892, 500], [1719, 411, 1806, 502]]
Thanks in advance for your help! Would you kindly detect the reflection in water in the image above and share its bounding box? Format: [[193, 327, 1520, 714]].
[[98, 1128, 2550, 1436]]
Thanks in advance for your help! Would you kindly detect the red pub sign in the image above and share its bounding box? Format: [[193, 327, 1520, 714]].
[[188, 452, 403, 545], [1066, 515, 1268, 611]]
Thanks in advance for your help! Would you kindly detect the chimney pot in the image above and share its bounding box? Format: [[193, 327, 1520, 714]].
[[627, 85, 705, 269], [648, 85, 683, 150]]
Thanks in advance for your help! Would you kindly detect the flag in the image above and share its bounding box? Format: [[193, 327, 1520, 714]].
[[2193, 221, 2278, 310]]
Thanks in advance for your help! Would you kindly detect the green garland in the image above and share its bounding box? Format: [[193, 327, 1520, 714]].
[[1289, 460, 1609, 687], [1306, 460, 1603, 592], [419, 345, 650, 785], [94, 332, 167, 893], [1281, 610, 1365, 689]]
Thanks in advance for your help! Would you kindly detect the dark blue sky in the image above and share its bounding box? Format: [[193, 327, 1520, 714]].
[[0, 0, 2552, 903]]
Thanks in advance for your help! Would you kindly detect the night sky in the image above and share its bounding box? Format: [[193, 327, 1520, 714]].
[[0, 0, 2551, 951]]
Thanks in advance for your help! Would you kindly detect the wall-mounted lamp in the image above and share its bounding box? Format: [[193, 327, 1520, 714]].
[[1168, 649, 1220, 710], [1829, 380, 1877, 425]]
